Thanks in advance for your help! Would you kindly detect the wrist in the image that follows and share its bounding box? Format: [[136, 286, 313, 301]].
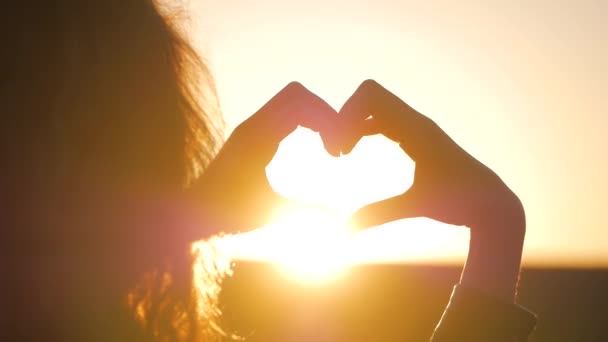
[[461, 210, 526, 303]]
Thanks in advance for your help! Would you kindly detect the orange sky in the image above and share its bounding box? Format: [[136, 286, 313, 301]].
[[185, 0, 607, 267]]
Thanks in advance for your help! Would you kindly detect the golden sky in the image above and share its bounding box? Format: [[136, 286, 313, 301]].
[[186, 0, 607, 268]]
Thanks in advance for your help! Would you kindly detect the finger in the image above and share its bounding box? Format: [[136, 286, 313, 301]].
[[351, 191, 424, 231], [338, 79, 440, 160], [340, 117, 382, 155], [244, 81, 340, 156]]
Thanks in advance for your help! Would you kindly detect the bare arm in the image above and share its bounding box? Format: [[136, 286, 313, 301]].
[[335, 80, 536, 341]]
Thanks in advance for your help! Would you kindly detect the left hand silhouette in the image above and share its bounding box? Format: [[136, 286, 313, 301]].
[[193, 82, 339, 232]]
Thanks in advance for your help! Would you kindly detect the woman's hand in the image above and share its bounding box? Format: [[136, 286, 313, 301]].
[[193, 82, 339, 233], [337, 80, 526, 302]]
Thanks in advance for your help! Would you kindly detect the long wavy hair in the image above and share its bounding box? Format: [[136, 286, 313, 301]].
[[1, 1, 227, 341]]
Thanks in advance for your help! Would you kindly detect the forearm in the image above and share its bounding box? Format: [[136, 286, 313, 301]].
[[431, 199, 536, 341], [460, 223, 525, 302]]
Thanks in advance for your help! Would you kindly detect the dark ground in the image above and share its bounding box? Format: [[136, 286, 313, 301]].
[[218, 262, 608, 342]]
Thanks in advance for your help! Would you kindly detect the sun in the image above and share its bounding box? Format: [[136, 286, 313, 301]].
[[218, 204, 355, 285], [267, 205, 354, 284]]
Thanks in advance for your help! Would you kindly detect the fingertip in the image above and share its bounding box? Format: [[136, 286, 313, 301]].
[[350, 194, 412, 231], [337, 130, 359, 155], [340, 142, 356, 155], [319, 127, 341, 157], [349, 208, 374, 232], [285, 81, 305, 94], [328, 145, 341, 157], [331, 141, 344, 157], [361, 79, 379, 91]]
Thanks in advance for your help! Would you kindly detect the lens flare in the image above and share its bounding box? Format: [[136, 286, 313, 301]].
[[218, 204, 355, 285], [266, 205, 353, 284]]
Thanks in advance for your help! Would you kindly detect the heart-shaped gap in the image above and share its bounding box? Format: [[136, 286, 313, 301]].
[[266, 127, 415, 214], [227, 127, 468, 284]]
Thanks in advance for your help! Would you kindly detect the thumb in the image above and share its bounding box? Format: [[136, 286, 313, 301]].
[[351, 191, 424, 231]]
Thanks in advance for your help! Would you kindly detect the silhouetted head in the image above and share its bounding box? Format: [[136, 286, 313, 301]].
[[1, 0, 221, 190], [1, 1, 224, 341]]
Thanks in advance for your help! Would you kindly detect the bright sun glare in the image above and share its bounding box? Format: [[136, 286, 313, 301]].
[[212, 129, 469, 284], [267, 205, 354, 284], [219, 205, 355, 285]]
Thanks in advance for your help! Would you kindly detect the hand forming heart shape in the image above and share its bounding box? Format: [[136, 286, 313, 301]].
[[193, 79, 527, 302], [195, 80, 524, 238]]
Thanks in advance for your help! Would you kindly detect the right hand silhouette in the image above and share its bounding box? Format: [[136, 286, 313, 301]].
[[336, 80, 525, 237], [335, 80, 526, 301]]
